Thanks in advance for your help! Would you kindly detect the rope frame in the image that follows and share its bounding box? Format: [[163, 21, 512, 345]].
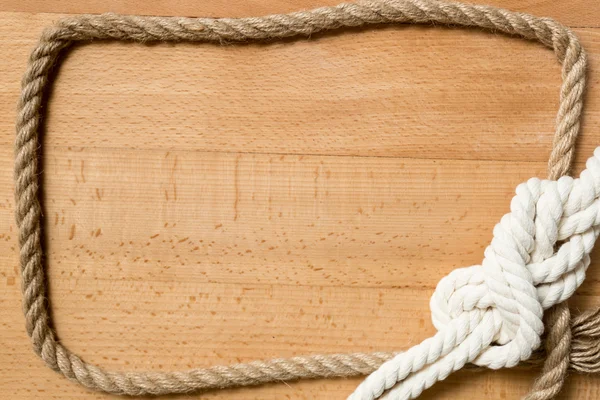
[[14, 0, 587, 397]]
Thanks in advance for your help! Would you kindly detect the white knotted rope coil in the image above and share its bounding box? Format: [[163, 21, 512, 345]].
[[350, 148, 600, 400]]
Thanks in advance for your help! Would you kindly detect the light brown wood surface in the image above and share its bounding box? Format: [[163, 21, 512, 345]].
[[2, 1, 600, 399]]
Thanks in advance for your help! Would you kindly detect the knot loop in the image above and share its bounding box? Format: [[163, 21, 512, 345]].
[[350, 149, 600, 400]]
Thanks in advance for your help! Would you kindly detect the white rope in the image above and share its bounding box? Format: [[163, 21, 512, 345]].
[[350, 148, 600, 400]]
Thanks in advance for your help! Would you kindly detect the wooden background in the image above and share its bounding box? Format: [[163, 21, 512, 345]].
[[1, 1, 600, 399]]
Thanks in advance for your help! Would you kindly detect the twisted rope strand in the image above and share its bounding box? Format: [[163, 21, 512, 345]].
[[522, 71, 587, 399], [523, 303, 571, 400], [14, 0, 591, 397]]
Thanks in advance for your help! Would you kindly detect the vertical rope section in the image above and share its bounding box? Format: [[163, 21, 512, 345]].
[[524, 33, 588, 396], [523, 303, 572, 400], [14, 0, 588, 397]]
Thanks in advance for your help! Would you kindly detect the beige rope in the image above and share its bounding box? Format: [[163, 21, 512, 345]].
[[524, 303, 572, 400], [14, 0, 589, 397], [570, 309, 600, 373]]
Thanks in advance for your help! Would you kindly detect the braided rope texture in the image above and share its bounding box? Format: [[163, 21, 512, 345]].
[[14, 0, 589, 398]]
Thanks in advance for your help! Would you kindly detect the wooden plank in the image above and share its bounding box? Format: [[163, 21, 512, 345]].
[[0, 0, 597, 27], [31, 149, 562, 289], [2, 10, 600, 400], [3, 14, 600, 164]]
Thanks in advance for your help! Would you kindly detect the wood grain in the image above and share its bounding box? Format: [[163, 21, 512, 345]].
[[1, 0, 598, 27], [2, 3, 600, 399]]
